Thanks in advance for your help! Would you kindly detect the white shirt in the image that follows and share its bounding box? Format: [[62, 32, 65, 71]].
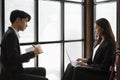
[[92, 44, 100, 61], [10, 26, 20, 39]]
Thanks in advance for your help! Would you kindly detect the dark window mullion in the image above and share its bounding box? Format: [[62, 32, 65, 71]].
[[34, 0, 39, 67], [2, 0, 5, 36], [60, 0, 65, 79]]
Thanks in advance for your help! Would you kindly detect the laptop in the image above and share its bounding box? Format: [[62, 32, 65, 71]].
[[66, 48, 80, 67]]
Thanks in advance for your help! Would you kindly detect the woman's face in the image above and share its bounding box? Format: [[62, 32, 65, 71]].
[[94, 23, 103, 37]]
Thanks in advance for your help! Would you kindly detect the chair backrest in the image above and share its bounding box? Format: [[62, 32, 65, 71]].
[[109, 53, 119, 80], [0, 50, 1, 75]]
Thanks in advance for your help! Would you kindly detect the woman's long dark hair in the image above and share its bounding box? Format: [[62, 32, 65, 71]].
[[93, 18, 115, 48]]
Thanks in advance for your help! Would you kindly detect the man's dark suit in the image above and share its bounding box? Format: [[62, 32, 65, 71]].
[[62, 39, 115, 80], [1, 27, 48, 80]]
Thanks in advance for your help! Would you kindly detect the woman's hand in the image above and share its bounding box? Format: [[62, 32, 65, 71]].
[[77, 61, 88, 67], [76, 58, 88, 63]]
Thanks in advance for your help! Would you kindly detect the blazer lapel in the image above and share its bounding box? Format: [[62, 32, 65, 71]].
[[92, 41, 105, 61], [9, 27, 21, 54]]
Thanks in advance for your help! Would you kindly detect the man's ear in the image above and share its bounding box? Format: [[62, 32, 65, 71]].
[[16, 17, 21, 22]]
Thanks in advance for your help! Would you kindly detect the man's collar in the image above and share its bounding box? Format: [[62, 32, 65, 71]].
[[10, 26, 20, 39]]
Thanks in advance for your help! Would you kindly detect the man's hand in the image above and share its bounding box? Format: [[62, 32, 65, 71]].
[[34, 47, 41, 55]]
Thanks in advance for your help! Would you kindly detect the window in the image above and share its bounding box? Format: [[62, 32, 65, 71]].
[[94, 0, 117, 2], [64, 1, 84, 70], [66, 0, 83, 2], [39, 1, 61, 42], [38, 1, 84, 80], [0, 0, 2, 44], [3, 0, 84, 80], [38, 44, 61, 80], [96, 0, 111, 2], [39, 1, 61, 80], [1, 0, 118, 80], [96, 1, 117, 40], [65, 3, 83, 40]]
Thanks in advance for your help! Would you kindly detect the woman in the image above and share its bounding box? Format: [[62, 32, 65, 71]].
[[62, 18, 116, 80]]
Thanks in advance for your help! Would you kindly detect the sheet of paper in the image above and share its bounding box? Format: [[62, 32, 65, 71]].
[[25, 44, 43, 53]]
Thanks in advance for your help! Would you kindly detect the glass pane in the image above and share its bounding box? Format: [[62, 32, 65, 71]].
[[96, 2, 117, 41], [0, 11, 2, 44], [64, 42, 84, 69], [5, 0, 35, 43], [66, 0, 83, 2], [0, 0, 1, 58], [96, 0, 109, 2], [65, 3, 83, 40], [0, 0, 1, 44], [38, 44, 61, 80], [20, 45, 34, 67], [39, 1, 61, 42]]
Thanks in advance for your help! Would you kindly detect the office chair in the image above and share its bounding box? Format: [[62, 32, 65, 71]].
[[109, 50, 120, 80]]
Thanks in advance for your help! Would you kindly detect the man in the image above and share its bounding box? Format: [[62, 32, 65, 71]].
[[1, 10, 48, 80]]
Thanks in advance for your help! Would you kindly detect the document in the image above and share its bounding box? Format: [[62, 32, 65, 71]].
[[25, 44, 43, 53]]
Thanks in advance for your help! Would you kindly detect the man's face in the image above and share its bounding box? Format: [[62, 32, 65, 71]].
[[17, 18, 29, 31]]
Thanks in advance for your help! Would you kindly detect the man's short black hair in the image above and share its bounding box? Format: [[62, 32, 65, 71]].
[[10, 9, 31, 23]]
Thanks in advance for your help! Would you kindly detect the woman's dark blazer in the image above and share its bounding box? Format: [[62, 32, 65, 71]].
[[1, 27, 35, 73], [87, 39, 116, 70]]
